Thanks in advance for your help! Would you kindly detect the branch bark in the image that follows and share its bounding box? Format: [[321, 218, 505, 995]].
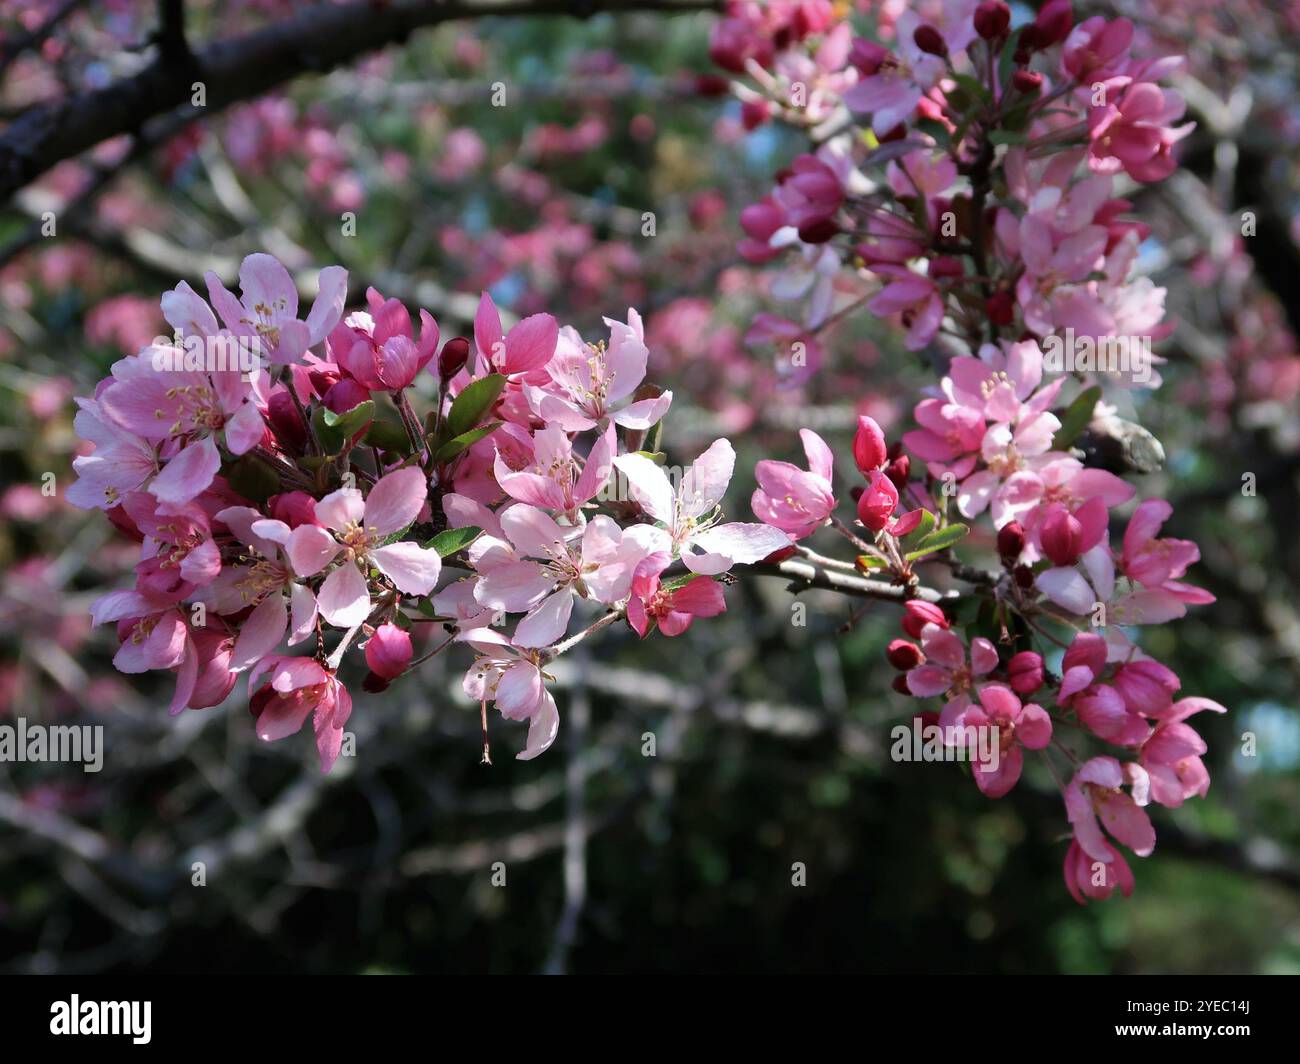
[[0, 0, 720, 208]]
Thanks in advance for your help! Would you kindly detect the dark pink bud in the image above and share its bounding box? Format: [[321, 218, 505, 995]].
[[902, 600, 949, 638], [887, 639, 924, 670], [1032, 0, 1074, 48], [930, 256, 964, 280], [913, 24, 948, 57], [438, 336, 470, 380], [849, 38, 889, 76], [884, 453, 910, 490], [266, 388, 308, 454], [1007, 651, 1045, 695], [853, 415, 888, 473], [1041, 506, 1084, 567], [741, 98, 771, 131], [997, 520, 1026, 561], [324, 377, 371, 414], [1012, 69, 1044, 94], [974, 1, 1011, 40], [892, 674, 912, 695], [986, 290, 1016, 326], [268, 491, 320, 530], [797, 217, 840, 244], [365, 622, 413, 680], [856, 469, 899, 531]]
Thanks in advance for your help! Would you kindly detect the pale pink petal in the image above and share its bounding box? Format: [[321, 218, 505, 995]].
[[150, 436, 221, 505], [369, 542, 442, 595], [364, 466, 427, 537], [317, 562, 371, 627]]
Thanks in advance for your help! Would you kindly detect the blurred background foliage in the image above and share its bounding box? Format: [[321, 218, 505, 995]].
[[0, 0, 1297, 973]]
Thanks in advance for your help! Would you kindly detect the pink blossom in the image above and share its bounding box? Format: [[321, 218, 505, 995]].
[[752, 429, 835, 540], [459, 627, 559, 760], [204, 253, 347, 366], [210, 506, 319, 671], [1139, 697, 1226, 808], [627, 553, 727, 637], [287, 467, 441, 627], [614, 439, 791, 574], [249, 655, 353, 773], [906, 623, 998, 709], [524, 309, 672, 431], [1065, 756, 1155, 867], [472, 506, 653, 647], [473, 292, 559, 377], [494, 422, 614, 516], [867, 267, 944, 351], [1119, 499, 1214, 606], [328, 287, 440, 391], [960, 683, 1052, 798]]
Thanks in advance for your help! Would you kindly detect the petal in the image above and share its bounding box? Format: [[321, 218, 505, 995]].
[[369, 542, 442, 596], [230, 594, 288, 671], [317, 562, 371, 627], [612, 452, 675, 524], [364, 466, 427, 537], [287, 524, 342, 577], [513, 589, 575, 648], [150, 436, 221, 505], [315, 487, 365, 531]]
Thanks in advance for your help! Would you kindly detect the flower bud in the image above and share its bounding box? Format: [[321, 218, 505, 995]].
[[268, 491, 320, 529], [438, 336, 471, 381], [853, 414, 888, 473], [930, 256, 964, 280], [1012, 69, 1044, 94], [887, 639, 924, 670], [266, 388, 308, 454], [362, 671, 391, 693], [1014, 564, 1035, 589], [891, 674, 912, 695], [913, 24, 948, 57], [985, 290, 1015, 326], [849, 38, 888, 76], [1032, 0, 1073, 49], [798, 217, 840, 244], [1007, 651, 1045, 695], [856, 469, 899, 532], [997, 520, 1026, 561], [884, 453, 910, 490], [974, 1, 1011, 40], [902, 600, 949, 638], [365, 622, 413, 680], [1041, 506, 1084, 567], [742, 98, 771, 131]]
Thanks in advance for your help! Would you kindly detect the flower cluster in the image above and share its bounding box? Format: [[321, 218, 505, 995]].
[[719, 0, 1224, 903], [72, 254, 787, 770]]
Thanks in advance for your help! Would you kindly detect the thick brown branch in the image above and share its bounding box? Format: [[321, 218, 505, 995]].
[[0, 0, 720, 208]]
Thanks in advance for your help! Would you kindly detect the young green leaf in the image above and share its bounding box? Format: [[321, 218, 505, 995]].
[[447, 373, 506, 438], [424, 526, 483, 557]]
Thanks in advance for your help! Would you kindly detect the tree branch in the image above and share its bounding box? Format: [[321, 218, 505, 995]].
[[0, 0, 720, 208]]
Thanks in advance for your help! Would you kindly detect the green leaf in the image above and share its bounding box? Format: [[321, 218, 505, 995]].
[[856, 554, 889, 571], [321, 400, 374, 438], [447, 373, 506, 438], [905, 523, 969, 560], [988, 129, 1028, 146], [1052, 385, 1102, 450], [424, 526, 483, 557], [432, 422, 500, 464], [363, 418, 412, 455], [951, 72, 990, 104], [311, 405, 343, 455], [998, 28, 1022, 88], [900, 509, 937, 549], [225, 454, 280, 504]]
